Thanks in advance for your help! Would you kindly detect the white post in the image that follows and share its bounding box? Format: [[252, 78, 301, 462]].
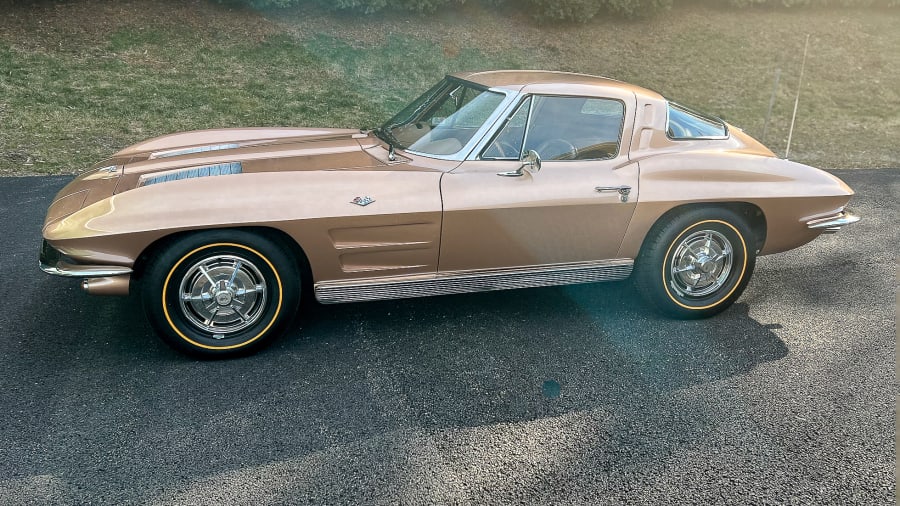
[[785, 34, 810, 159]]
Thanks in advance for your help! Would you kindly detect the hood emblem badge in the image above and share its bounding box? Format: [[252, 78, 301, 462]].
[[351, 196, 375, 207]]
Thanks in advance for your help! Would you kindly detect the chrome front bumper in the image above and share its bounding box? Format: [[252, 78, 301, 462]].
[[39, 240, 132, 277], [806, 209, 861, 234]]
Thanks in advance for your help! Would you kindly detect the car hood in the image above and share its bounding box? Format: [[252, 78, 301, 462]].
[[41, 127, 405, 220], [115, 127, 362, 159], [113, 127, 394, 178]]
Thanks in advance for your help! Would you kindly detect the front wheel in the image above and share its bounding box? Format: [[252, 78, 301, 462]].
[[634, 208, 756, 319], [142, 230, 300, 358]]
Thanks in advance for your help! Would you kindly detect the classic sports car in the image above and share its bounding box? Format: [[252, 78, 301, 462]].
[[40, 70, 859, 357]]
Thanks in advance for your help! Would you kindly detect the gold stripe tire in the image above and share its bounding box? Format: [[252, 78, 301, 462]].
[[634, 207, 757, 319], [141, 229, 300, 358]]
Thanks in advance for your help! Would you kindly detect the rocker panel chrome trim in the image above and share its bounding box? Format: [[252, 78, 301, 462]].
[[314, 259, 634, 304]]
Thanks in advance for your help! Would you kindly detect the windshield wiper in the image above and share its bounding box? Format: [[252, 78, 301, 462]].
[[373, 126, 401, 161]]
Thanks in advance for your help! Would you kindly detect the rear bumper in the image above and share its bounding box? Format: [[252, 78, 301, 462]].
[[39, 240, 132, 277], [806, 209, 861, 234]]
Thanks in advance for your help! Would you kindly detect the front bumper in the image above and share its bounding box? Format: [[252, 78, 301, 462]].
[[39, 240, 132, 278], [806, 209, 861, 234]]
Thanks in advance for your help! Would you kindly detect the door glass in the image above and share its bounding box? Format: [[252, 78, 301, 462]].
[[482, 97, 533, 159], [523, 96, 625, 161]]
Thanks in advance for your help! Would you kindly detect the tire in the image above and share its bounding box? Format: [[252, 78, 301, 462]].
[[142, 229, 300, 358], [634, 207, 756, 319]]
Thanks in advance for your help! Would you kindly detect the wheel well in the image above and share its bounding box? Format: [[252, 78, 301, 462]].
[[131, 227, 313, 289], [649, 202, 767, 253]]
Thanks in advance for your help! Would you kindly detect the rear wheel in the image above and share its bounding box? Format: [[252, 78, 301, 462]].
[[634, 208, 756, 319], [142, 230, 300, 357]]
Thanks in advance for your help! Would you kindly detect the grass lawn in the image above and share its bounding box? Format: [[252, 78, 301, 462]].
[[0, 0, 897, 175]]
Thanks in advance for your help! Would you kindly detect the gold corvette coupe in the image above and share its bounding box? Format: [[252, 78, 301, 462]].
[[40, 71, 859, 357]]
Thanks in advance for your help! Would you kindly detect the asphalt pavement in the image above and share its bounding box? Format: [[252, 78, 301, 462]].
[[0, 170, 896, 505]]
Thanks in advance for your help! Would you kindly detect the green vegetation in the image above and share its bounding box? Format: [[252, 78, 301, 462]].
[[0, 0, 897, 175], [233, 0, 898, 19]]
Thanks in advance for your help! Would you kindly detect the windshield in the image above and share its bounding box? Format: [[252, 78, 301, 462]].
[[379, 78, 505, 157]]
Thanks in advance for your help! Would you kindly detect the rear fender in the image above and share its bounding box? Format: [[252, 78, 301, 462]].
[[617, 154, 854, 258]]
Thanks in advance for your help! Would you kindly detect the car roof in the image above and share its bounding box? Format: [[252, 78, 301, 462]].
[[451, 70, 664, 100]]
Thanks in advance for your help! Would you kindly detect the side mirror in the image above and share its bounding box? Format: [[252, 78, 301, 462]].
[[497, 149, 542, 178], [522, 149, 541, 174]]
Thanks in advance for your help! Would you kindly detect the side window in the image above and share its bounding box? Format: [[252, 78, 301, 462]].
[[482, 97, 532, 159], [666, 102, 727, 139], [524, 96, 625, 160], [482, 96, 625, 161]]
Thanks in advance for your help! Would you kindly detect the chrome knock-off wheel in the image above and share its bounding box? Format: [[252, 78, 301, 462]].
[[179, 255, 268, 336], [634, 208, 756, 319], [142, 230, 301, 358], [669, 230, 733, 298]]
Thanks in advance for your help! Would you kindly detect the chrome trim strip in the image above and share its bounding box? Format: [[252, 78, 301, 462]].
[[405, 87, 518, 162], [807, 210, 860, 233], [314, 259, 633, 304], [39, 240, 133, 278], [150, 143, 241, 159], [40, 261, 133, 278], [520, 94, 537, 159], [664, 101, 730, 141], [466, 89, 525, 162], [334, 241, 431, 251]]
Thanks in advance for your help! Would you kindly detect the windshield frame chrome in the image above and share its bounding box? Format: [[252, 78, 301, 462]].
[[399, 84, 518, 162]]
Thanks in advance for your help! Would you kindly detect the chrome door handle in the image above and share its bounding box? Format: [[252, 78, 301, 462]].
[[595, 185, 632, 202]]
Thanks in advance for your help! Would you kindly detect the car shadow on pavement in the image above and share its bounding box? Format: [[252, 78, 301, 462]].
[[11, 273, 791, 427], [290, 280, 789, 429], [7, 273, 789, 502]]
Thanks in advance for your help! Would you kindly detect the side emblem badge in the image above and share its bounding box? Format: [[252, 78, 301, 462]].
[[350, 196, 375, 207]]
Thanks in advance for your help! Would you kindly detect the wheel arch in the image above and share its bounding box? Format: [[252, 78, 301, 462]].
[[131, 226, 313, 291], [631, 203, 760, 319], [628, 201, 767, 261]]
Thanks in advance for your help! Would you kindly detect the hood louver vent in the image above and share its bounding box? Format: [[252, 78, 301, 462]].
[[139, 162, 242, 187], [150, 143, 241, 159]]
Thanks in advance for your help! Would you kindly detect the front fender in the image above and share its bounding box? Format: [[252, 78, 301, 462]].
[[43, 170, 444, 282]]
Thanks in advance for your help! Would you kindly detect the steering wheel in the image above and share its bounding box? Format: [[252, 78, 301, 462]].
[[535, 139, 577, 160], [487, 140, 520, 159], [667, 122, 689, 138]]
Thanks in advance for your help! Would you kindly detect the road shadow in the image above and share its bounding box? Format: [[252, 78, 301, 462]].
[[291, 280, 789, 426], [6, 276, 790, 501], [12, 276, 788, 423]]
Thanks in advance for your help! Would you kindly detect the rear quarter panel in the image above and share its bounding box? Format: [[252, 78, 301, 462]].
[[617, 153, 854, 258]]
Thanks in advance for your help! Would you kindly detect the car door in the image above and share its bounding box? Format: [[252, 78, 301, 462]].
[[438, 92, 639, 272]]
